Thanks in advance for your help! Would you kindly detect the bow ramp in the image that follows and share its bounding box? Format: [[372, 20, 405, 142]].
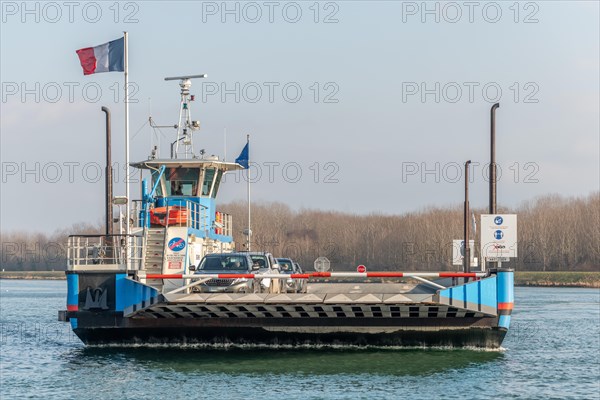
[[125, 279, 497, 320]]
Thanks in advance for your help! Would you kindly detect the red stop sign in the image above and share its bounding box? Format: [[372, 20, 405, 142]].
[[357, 265, 366, 273]]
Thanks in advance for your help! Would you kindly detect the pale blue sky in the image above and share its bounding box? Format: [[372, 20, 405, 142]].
[[1, 1, 598, 232]]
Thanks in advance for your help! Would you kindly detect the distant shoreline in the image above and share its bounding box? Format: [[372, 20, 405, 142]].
[[0, 271, 65, 280], [1, 270, 598, 288], [512, 271, 600, 289]]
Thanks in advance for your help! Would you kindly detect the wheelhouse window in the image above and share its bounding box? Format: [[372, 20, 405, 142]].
[[202, 168, 216, 196], [149, 166, 226, 198], [152, 170, 164, 197], [211, 170, 223, 198], [164, 167, 199, 196]]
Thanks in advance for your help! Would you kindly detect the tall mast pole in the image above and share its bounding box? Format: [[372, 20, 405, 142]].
[[489, 103, 500, 272], [489, 103, 500, 214], [247, 134, 251, 251], [102, 107, 113, 236], [124, 31, 130, 238], [464, 160, 471, 274], [123, 31, 130, 270]]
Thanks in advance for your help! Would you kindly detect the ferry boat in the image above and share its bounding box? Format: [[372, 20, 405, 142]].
[[59, 76, 514, 348]]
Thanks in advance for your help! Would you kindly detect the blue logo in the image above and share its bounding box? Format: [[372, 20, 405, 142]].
[[494, 216, 503, 225], [494, 230, 504, 240], [168, 237, 186, 252]]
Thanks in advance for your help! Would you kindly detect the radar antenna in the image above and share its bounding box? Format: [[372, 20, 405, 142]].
[[164, 74, 207, 159]]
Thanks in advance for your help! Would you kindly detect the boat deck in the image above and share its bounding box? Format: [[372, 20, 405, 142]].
[[161, 281, 439, 305], [123, 279, 495, 320]]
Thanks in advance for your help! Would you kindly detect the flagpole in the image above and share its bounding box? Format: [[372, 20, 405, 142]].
[[246, 134, 251, 252], [124, 32, 130, 264]]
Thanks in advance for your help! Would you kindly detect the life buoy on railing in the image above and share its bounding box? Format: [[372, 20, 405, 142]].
[[150, 206, 188, 226], [215, 211, 223, 234]]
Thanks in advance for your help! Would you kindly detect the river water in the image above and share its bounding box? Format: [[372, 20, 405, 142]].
[[1, 280, 598, 399]]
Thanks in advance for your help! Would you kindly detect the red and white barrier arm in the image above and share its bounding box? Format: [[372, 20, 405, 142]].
[[138, 271, 486, 280]]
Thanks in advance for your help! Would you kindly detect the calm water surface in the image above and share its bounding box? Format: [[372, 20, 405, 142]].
[[1, 280, 598, 399]]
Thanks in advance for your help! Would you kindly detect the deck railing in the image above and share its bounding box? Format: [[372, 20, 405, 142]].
[[215, 212, 233, 237], [138, 271, 489, 294], [183, 200, 209, 231], [67, 234, 143, 270]]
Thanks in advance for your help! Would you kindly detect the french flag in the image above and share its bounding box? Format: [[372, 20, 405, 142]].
[[76, 37, 124, 75]]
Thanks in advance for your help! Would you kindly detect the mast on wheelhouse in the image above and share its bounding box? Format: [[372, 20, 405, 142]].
[[154, 74, 208, 159]]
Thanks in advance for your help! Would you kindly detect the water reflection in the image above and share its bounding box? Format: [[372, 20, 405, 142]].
[[66, 346, 504, 376]]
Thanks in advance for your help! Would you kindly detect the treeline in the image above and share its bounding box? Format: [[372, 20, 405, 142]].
[[1, 193, 598, 272], [0, 222, 101, 272], [220, 192, 599, 272]]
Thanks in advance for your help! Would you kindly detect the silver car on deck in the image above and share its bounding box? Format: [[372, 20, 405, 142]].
[[247, 252, 285, 293], [192, 253, 259, 293], [277, 258, 307, 293]]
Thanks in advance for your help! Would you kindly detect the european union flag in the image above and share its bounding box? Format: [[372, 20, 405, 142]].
[[235, 142, 249, 169]]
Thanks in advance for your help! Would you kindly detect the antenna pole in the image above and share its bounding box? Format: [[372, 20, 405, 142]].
[[165, 74, 207, 159]]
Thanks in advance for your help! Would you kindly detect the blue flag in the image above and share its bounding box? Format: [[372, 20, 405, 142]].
[[235, 142, 249, 169]]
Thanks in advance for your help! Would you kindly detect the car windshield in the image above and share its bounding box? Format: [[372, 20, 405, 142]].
[[250, 255, 267, 269], [277, 260, 294, 273], [199, 255, 247, 271]]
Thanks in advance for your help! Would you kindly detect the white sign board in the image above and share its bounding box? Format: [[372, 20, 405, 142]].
[[480, 214, 517, 259], [452, 240, 475, 266]]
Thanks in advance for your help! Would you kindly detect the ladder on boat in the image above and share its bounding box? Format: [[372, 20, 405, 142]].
[[143, 228, 166, 290]]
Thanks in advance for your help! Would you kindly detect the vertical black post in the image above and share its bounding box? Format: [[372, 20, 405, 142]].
[[102, 107, 113, 236], [464, 160, 472, 274], [489, 103, 500, 214]]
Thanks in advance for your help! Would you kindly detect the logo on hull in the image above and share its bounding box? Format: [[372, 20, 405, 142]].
[[83, 287, 109, 310]]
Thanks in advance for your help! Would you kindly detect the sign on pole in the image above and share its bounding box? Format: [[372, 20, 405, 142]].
[[314, 257, 331, 272], [357, 264, 366, 273], [480, 214, 517, 259], [452, 240, 475, 266]]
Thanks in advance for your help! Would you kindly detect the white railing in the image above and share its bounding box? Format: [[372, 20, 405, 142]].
[[130, 200, 143, 227], [138, 271, 489, 293], [214, 212, 233, 237], [144, 200, 209, 231], [182, 200, 209, 231], [67, 234, 143, 271]]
